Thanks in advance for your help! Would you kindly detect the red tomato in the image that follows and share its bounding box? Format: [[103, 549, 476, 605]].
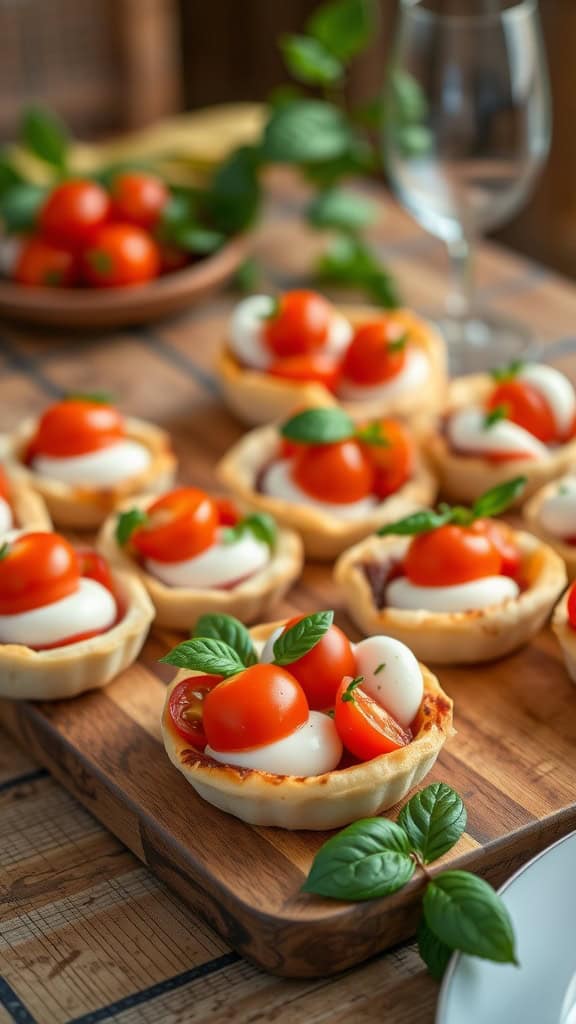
[[472, 519, 521, 579], [39, 179, 111, 248], [342, 320, 408, 385], [567, 583, 576, 630], [404, 524, 502, 586], [82, 223, 160, 287], [334, 678, 412, 761], [202, 663, 309, 752], [0, 532, 79, 614], [77, 549, 116, 593], [487, 379, 557, 443], [214, 496, 239, 526], [130, 487, 218, 562], [268, 353, 341, 393], [360, 419, 414, 498], [29, 399, 124, 458], [279, 615, 357, 710], [110, 172, 168, 229], [264, 290, 333, 358], [14, 236, 78, 288], [168, 675, 223, 748], [292, 440, 374, 504], [157, 241, 189, 274], [0, 466, 9, 501]]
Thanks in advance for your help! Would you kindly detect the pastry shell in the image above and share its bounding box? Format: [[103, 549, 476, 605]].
[[334, 530, 567, 665], [0, 569, 154, 701], [216, 425, 438, 560], [426, 375, 576, 506], [524, 479, 576, 581], [218, 306, 447, 436], [552, 590, 576, 683], [97, 494, 304, 629], [5, 476, 52, 531], [2, 416, 177, 529], [161, 620, 454, 830]]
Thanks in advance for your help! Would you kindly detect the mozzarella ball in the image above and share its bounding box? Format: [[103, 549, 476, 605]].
[[206, 711, 342, 776], [354, 635, 423, 729]]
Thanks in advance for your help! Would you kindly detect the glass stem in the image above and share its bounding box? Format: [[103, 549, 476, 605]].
[[446, 238, 474, 324]]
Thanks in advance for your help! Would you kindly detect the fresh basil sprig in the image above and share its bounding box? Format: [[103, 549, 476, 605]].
[[378, 477, 527, 537], [193, 613, 258, 668], [116, 508, 149, 547], [0, 541, 10, 561], [281, 407, 391, 447], [66, 391, 114, 405], [303, 782, 518, 978], [273, 610, 334, 665], [21, 105, 69, 174], [484, 404, 508, 429], [491, 359, 525, 383], [222, 512, 277, 549], [159, 637, 246, 678]]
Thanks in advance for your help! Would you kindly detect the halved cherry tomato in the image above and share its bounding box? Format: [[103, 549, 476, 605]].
[[293, 440, 374, 504], [29, 399, 124, 459], [168, 675, 223, 748], [359, 419, 414, 498], [567, 583, 576, 630], [110, 172, 168, 230], [280, 615, 357, 710], [487, 379, 557, 443], [264, 290, 333, 358], [342, 320, 408, 385], [472, 519, 521, 579], [14, 237, 78, 287], [203, 663, 308, 752], [39, 179, 111, 248], [82, 223, 160, 287], [0, 532, 79, 614], [77, 550, 116, 594], [214, 496, 240, 526], [404, 524, 502, 587], [334, 678, 412, 761], [268, 353, 341, 393], [130, 487, 218, 563]]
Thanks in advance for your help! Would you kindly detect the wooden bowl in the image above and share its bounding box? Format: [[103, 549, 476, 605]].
[[0, 233, 248, 329]]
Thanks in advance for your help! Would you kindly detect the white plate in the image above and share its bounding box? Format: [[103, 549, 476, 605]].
[[436, 830, 576, 1024]]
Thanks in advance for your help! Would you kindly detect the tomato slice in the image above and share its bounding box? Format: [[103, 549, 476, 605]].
[[203, 663, 309, 752], [292, 440, 374, 504], [29, 399, 125, 459], [334, 678, 412, 761], [472, 519, 521, 580], [130, 487, 218, 562], [268, 353, 341, 393], [404, 524, 502, 586], [0, 532, 80, 614], [168, 675, 223, 748]]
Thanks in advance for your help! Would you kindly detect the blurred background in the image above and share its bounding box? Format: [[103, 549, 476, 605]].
[[0, 0, 572, 277]]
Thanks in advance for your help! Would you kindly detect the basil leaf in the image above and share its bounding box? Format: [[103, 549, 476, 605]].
[[307, 188, 375, 232], [193, 613, 257, 667], [168, 225, 224, 254], [281, 407, 354, 444], [207, 145, 261, 234], [0, 541, 10, 561], [417, 917, 453, 981], [389, 70, 428, 125], [0, 184, 47, 233], [316, 233, 400, 309], [273, 610, 334, 665], [398, 783, 467, 864], [21, 106, 68, 172], [281, 35, 343, 87], [263, 101, 351, 165], [355, 421, 390, 447], [268, 85, 305, 111], [223, 512, 277, 549], [234, 256, 260, 293], [378, 508, 453, 536], [308, 0, 377, 62], [472, 477, 527, 519], [0, 151, 24, 196], [303, 817, 415, 900], [484, 404, 508, 429], [491, 359, 524, 383], [159, 637, 246, 678], [115, 508, 149, 547], [423, 871, 518, 965], [66, 391, 114, 404]]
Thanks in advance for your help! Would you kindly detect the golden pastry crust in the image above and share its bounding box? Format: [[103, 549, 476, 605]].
[[216, 425, 438, 560], [2, 416, 176, 529], [97, 494, 304, 629], [334, 530, 567, 665], [524, 479, 576, 580], [218, 306, 447, 435], [7, 477, 52, 531], [426, 375, 576, 506], [0, 569, 154, 700], [161, 620, 453, 830], [552, 590, 576, 683]]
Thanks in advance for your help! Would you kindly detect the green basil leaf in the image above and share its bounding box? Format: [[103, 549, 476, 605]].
[[0, 151, 25, 196], [389, 70, 428, 125], [234, 256, 260, 293], [472, 477, 527, 518], [0, 183, 47, 233], [193, 613, 257, 667], [316, 233, 400, 309], [355, 421, 390, 447], [303, 817, 415, 900], [483, 404, 508, 429], [223, 512, 277, 549], [169, 225, 224, 254], [395, 124, 433, 158], [377, 508, 453, 536], [423, 871, 518, 965], [308, 0, 377, 62], [159, 637, 246, 677], [307, 188, 375, 232], [115, 508, 149, 547], [262, 101, 351, 165], [268, 84, 305, 111], [417, 917, 453, 981], [303, 138, 376, 188], [207, 145, 262, 234], [273, 610, 334, 666], [398, 783, 467, 864], [491, 359, 524, 383], [281, 407, 354, 444], [0, 541, 10, 561], [158, 191, 197, 235], [94, 158, 155, 188], [66, 390, 114, 404], [281, 35, 343, 87], [21, 106, 68, 172]]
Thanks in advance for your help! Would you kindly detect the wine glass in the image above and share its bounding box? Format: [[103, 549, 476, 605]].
[[384, 0, 551, 373]]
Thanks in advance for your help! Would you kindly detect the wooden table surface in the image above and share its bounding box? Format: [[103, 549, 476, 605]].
[[1, 173, 576, 1024]]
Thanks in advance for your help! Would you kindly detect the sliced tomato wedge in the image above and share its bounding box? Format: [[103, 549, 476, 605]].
[[168, 675, 223, 749], [334, 678, 412, 761]]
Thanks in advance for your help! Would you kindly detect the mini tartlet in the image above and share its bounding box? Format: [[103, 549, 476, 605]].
[[552, 583, 576, 683], [524, 475, 576, 580], [0, 463, 52, 533]]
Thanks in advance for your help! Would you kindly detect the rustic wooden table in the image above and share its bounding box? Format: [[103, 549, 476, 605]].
[[1, 175, 576, 1024]]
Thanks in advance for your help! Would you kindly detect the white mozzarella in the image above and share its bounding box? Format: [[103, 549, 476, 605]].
[[325, 314, 353, 357], [353, 635, 423, 729], [0, 577, 117, 647], [339, 347, 429, 402], [206, 711, 342, 776], [0, 497, 13, 535], [33, 439, 151, 486], [259, 625, 284, 665], [538, 478, 576, 539], [146, 530, 270, 589], [229, 294, 276, 370], [262, 459, 377, 520], [519, 363, 576, 437], [447, 407, 548, 459], [386, 575, 519, 614]]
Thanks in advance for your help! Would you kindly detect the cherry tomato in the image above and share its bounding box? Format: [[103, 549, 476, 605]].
[[214, 496, 239, 526], [39, 179, 111, 248], [359, 419, 414, 498], [268, 353, 341, 393], [203, 663, 309, 752], [334, 678, 412, 761], [130, 487, 218, 562], [404, 524, 502, 586], [293, 440, 374, 504], [264, 290, 333, 358], [342, 320, 408, 385], [157, 241, 189, 274], [77, 550, 115, 593], [567, 583, 576, 630], [0, 532, 79, 614], [168, 675, 223, 748], [472, 519, 521, 579], [14, 236, 78, 288], [29, 399, 124, 458], [82, 223, 160, 287], [110, 172, 168, 229], [279, 615, 357, 710], [487, 379, 557, 443]]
